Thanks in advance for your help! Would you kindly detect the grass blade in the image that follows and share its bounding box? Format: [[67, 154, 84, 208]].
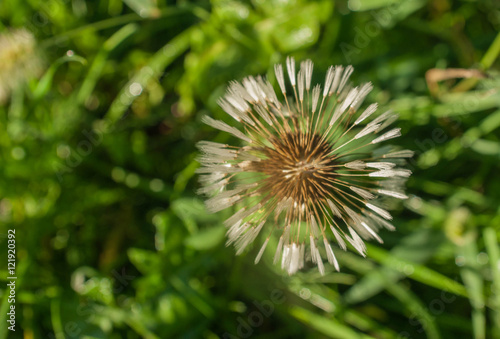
[[484, 228, 500, 338], [459, 234, 485, 339], [77, 23, 139, 104], [289, 306, 375, 339], [367, 244, 469, 298]]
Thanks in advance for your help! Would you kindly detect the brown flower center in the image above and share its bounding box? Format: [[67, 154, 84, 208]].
[[251, 132, 336, 205]]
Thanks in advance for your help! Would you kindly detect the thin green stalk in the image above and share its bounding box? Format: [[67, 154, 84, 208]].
[[459, 236, 486, 339], [289, 306, 375, 339], [105, 26, 195, 124], [480, 31, 500, 70], [77, 23, 139, 104], [50, 299, 65, 339], [386, 283, 441, 339], [484, 228, 500, 339], [40, 7, 188, 48], [452, 31, 500, 93]]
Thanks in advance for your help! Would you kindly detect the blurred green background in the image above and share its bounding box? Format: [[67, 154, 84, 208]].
[[0, 0, 499, 338]]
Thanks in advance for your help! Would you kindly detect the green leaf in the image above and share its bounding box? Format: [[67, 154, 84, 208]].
[[171, 197, 216, 234], [169, 276, 214, 319], [184, 225, 225, 250], [128, 248, 161, 274]]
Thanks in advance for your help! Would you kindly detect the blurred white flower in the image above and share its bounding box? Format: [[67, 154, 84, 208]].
[[0, 28, 43, 104]]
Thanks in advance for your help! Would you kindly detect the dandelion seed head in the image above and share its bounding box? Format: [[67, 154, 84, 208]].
[[246, 132, 337, 205], [197, 57, 412, 275], [0, 28, 44, 104]]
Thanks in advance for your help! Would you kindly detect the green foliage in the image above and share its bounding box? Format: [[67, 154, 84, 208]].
[[0, 0, 499, 338]]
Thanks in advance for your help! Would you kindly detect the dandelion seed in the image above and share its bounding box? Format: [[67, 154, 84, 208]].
[[301, 59, 314, 91], [371, 128, 402, 144], [383, 150, 414, 158], [286, 56, 296, 86], [312, 85, 321, 113], [297, 70, 305, 102], [352, 82, 373, 110], [329, 65, 343, 95], [197, 58, 412, 275], [324, 238, 340, 271], [354, 123, 380, 139], [355, 103, 378, 125], [338, 65, 354, 94], [377, 189, 408, 199], [366, 162, 396, 170], [254, 238, 270, 264], [323, 66, 336, 96], [274, 64, 286, 94], [345, 160, 366, 170], [350, 186, 375, 200]]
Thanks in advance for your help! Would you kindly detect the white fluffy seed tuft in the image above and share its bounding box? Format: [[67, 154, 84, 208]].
[[324, 238, 340, 271], [345, 160, 366, 169], [350, 186, 375, 199], [312, 84, 321, 113], [371, 128, 402, 144], [354, 123, 380, 139], [365, 203, 392, 220], [337, 65, 354, 94], [301, 59, 314, 90], [274, 64, 286, 94], [355, 103, 378, 125], [254, 238, 269, 264], [377, 189, 408, 199], [369, 169, 412, 178], [383, 150, 415, 158], [323, 66, 335, 96], [202, 116, 253, 143], [286, 56, 296, 86]]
